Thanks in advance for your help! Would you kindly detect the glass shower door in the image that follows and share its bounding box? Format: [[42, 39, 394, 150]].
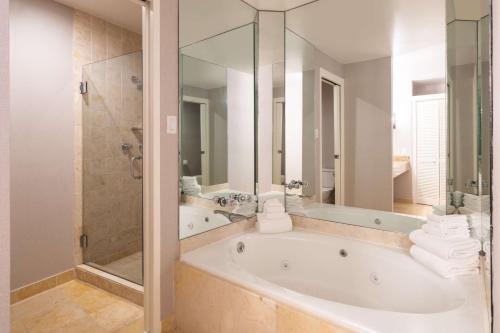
[[81, 51, 144, 285]]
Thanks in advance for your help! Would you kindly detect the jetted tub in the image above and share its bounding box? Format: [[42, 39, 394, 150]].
[[179, 205, 230, 239], [181, 231, 486, 333]]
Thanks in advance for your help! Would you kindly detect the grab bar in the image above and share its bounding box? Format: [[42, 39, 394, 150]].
[[129, 155, 143, 180]]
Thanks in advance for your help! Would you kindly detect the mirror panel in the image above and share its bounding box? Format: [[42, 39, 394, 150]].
[[179, 4, 257, 239]]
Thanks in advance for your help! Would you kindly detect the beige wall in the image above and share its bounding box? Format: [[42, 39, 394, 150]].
[[344, 57, 393, 211], [10, 0, 74, 290], [159, 0, 180, 319], [0, 0, 10, 329]]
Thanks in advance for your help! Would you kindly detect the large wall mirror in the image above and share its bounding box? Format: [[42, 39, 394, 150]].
[[179, 0, 257, 239]]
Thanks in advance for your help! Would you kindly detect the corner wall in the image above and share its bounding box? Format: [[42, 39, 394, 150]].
[[10, 0, 74, 290], [0, 0, 10, 329]]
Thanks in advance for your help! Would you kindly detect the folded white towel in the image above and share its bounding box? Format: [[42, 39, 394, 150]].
[[257, 213, 292, 233], [422, 223, 470, 240], [409, 229, 480, 260], [427, 214, 467, 224], [410, 246, 479, 278], [263, 212, 287, 220]]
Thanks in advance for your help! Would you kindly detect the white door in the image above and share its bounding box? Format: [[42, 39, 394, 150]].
[[273, 99, 284, 184], [415, 95, 446, 206]]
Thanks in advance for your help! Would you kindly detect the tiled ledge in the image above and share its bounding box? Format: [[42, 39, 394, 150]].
[[75, 264, 144, 306]]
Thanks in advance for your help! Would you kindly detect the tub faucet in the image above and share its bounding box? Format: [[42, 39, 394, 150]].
[[214, 210, 247, 223]]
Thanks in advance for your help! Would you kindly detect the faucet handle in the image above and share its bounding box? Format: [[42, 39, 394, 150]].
[[213, 196, 228, 207], [285, 179, 309, 190]]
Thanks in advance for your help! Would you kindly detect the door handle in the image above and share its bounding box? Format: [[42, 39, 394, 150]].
[[129, 155, 143, 180]]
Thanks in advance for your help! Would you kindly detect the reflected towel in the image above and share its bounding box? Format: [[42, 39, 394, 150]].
[[409, 229, 480, 260], [422, 223, 470, 240], [410, 246, 479, 278]]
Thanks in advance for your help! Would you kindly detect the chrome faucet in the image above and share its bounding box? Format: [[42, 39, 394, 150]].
[[229, 193, 253, 203], [214, 210, 247, 223], [285, 179, 308, 190]]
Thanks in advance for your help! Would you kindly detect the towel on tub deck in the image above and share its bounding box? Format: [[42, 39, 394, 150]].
[[409, 229, 481, 260], [410, 246, 479, 278], [422, 223, 470, 240], [256, 214, 293, 233], [427, 214, 469, 227]]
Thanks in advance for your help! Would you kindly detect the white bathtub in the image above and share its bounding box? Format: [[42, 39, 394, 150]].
[[179, 205, 230, 239], [181, 231, 486, 333]]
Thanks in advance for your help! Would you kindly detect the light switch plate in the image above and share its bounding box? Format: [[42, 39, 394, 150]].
[[167, 116, 177, 134]]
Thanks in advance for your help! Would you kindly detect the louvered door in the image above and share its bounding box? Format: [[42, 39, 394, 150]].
[[415, 97, 445, 206]]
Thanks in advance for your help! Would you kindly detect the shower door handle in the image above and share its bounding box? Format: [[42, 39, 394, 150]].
[[129, 156, 143, 180]]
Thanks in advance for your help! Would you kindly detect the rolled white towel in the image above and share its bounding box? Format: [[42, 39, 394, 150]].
[[422, 223, 470, 240], [409, 229, 480, 260], [410, 246, 479, 278]]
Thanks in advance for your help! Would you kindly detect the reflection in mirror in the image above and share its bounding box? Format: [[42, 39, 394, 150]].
[[256, 11, 287, 211], [446, 0, 491, 311], [282, 1, 451, 233], [179, 21, 256, 239]]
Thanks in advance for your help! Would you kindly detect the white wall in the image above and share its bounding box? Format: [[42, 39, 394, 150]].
[[0, 0, 10, 330], [392, 44, 446, 156], [392, 44, 446, 201], [285, 72, 303, 183], [10, 0, 74, 290], [227, 69, 255, 193], [344, 57, 393, 211]]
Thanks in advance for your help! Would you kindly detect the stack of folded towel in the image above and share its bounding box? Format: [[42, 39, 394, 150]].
[[181, 176, 201, 196], [469, 212, 491, 240], [257, 199, 293, 233], [463, 193, 490, 213], [409, 214, 480, 278]]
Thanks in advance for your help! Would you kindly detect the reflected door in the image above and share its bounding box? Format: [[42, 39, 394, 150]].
[[415, 95, 446, 206]]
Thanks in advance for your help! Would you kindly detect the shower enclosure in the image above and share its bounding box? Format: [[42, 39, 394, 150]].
[[81, 51, 144, 285]]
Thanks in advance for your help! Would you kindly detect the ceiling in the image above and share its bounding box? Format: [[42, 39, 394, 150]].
[[241, 0, 317, 11], [53, 0, 142, 33], [286, 0, 446, 64]]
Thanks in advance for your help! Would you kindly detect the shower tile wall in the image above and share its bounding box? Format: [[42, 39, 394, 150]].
[[72, 10, 142, 267]]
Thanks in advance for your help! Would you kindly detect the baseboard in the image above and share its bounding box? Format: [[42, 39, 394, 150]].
[[10, 269, 75, 304], [75, 264, 144, 306]]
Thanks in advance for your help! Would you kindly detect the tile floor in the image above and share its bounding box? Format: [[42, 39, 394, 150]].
[[11, 280, 144, 333], [393, 200, 433, 217]]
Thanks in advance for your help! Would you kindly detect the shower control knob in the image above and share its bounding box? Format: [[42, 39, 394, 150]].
[[213, 196, 228, 207]]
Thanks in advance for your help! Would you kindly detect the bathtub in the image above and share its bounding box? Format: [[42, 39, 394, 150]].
[[297, 203, 426, 234], [181, 231, 486, 333], [179, 204, 230, 239]]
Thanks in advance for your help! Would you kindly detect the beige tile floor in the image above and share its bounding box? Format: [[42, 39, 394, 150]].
[[11, 280, 144, 333], [393, 200, 433, 217]]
